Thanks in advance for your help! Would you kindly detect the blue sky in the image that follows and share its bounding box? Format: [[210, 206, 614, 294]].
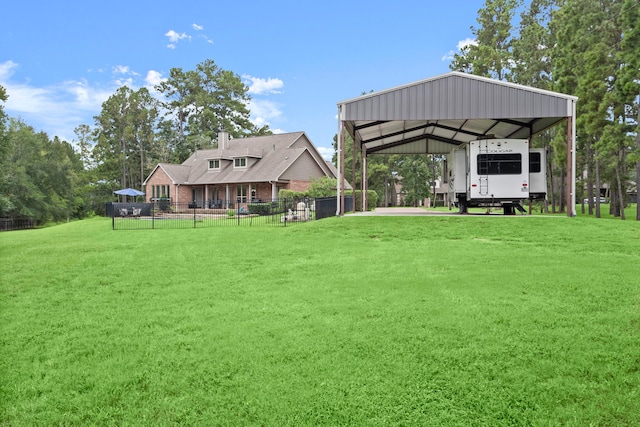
[[1, 0, 485, 160]]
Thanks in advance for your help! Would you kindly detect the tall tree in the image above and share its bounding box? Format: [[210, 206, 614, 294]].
[[0, 85, 13, 216], [2, 119, 82, 222], [614, 0, 640, 220], [156, 59, 270, 161], [554, 0, 639, 219], [74, 124, 94, 170], [93, 86, 158, 192], [450, 0, 522, 80], [510, 0, 555, 88], [392, 155, 434, 207]]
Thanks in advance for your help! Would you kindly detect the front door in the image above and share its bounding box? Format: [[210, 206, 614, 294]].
[[192, 188, 203, 208]]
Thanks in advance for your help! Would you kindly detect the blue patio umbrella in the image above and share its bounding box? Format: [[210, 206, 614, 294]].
[[114, 188, 145, 197], [114, 188, 145, 202]]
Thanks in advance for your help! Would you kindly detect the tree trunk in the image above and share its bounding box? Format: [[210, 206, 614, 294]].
[[548, 154, 555, 213], [595, 155, 601, 218], [140, 137, 144, 194], [586, 139, 593, 215], [616, 149, 625, 220], [559, 170, 565, 213]]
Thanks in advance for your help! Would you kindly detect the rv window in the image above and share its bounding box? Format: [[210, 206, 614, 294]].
[[529, 152, 541, 173], [477, 154, 521, 175]]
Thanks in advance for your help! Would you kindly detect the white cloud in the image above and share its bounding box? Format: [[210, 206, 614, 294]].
[[1, 74, 112, 142], [145, 70, 165, 86], [247, 99, 283, 131], [113, 65, 139, 76], [442, 37, 478, 62], [200, 35, 214, 44], [249, 99, 282, 121], [243, 75, 284, 95], [457, 38, 477, 50], [316, 146, 335, 162], [0, 60, 18, 80], [114, 65, 130, 74], [164, 30, 190, 49], [0, 60, 156, 142], [192, 23, 203, 31]]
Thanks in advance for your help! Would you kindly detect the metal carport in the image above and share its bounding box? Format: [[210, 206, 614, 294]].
[[335, 71, 578, 216]]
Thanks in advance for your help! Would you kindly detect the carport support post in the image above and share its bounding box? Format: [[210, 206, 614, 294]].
[[567, 100, 577, 217], [352, 131, 357, 212], [336, 115, 345, 216], [362, 145, 367, 212]]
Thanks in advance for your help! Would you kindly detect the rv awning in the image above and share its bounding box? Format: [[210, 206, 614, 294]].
[[336, 71, 578, 215]]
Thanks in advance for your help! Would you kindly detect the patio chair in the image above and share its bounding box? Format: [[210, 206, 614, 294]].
[[132, 208, 142, 217], [119, 208, 129, 217]]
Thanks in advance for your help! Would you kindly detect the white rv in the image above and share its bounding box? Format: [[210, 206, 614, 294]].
[[447, 139, 546, 214]]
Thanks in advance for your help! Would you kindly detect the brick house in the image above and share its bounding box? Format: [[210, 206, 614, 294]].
[[143, 131, 338, 208]]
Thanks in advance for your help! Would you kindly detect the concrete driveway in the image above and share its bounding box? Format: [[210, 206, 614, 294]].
[[347, 207, 456, 216]]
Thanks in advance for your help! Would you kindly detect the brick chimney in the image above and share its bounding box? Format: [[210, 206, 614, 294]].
[[218, 131, 229, 149]]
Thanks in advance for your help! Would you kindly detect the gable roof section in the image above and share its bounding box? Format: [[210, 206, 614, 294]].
[[147, 132, 334, 185], [144, 163, 191, 185], [338, 71, 578, 155]]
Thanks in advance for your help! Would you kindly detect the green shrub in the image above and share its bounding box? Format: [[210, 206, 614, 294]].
[[247, 203, 272, 216], [306, 176, 338, 197], [346, 190, 378, 211], [278, 189, 305, 200]]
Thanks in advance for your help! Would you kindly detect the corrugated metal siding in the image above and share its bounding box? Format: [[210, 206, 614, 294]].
[[343, 74, 572, 121], [281, 151, 325, 181]]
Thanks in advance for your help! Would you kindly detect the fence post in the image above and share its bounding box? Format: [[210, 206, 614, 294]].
[[193, 204, 197, 228]]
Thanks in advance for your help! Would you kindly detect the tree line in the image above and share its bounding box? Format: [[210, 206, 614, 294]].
[[453, 0, 639, 219], [0, 59, 271, 224]]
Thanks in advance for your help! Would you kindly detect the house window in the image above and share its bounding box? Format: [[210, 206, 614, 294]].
[[477, 154, 522, 175], [237, 185, 247, 203], [209, 159, 220, 169], [153, 185, 170, 199], [234, 157, 247, 168]]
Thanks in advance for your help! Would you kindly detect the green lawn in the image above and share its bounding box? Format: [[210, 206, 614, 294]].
[[1, 216, 639, 426]]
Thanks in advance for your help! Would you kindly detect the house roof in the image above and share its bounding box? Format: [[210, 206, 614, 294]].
[[144, 132, 334, 186]]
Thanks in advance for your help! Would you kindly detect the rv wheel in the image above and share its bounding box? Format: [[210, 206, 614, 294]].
[[458, 197, 468, 214]]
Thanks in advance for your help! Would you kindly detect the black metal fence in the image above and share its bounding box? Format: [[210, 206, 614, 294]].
[[0, 218, 36, 232], [315, 196, 352, 219], [109, 198, 321, 230]]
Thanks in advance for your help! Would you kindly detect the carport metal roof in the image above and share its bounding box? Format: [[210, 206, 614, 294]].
[[335, 71, 578, 215]]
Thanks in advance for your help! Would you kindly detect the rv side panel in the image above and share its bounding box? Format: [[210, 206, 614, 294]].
[[447, 146, 467, 204], [529, 148, 547, 199]]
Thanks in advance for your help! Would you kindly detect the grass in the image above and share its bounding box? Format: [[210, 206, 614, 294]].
[[428, 202, 639, 220], [1, 215, 640, 426]]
